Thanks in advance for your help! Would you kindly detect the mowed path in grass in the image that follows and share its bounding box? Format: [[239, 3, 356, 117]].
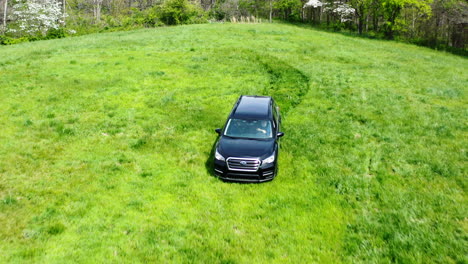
[[0, 23, 466, 263]]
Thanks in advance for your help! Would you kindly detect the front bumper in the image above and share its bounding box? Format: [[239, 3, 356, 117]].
[[214, 159, 276, 183]]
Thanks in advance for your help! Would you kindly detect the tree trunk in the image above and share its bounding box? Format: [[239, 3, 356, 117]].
[[97, 2, 101, 22], [384, 7, 401, 39], [93, 0, 102, 22], [373, 14, 378, 31], [3, 0, 7, 30], [319, 6, 322, 24], [451, 23, 465, 49], [365, 13, 368, 32], [433, 14, 440, 47], [356, 9, 362, 34], [358, 17, 364, 34], [356, 4, 366, 35], [63, 0, 66, 26], [269, 0, 272, 23]]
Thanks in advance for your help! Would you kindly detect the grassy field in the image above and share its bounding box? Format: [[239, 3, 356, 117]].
[[0, 23, 466, 263]]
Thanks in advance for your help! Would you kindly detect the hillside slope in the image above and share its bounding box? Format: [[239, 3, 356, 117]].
[[0, 23, 466, 263]]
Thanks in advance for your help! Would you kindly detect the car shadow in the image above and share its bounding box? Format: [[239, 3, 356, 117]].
[[204, 134, 218, 179]]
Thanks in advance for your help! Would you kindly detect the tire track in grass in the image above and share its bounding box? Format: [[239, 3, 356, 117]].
[[205, 48, 310, 113], [246, 50, 310, 115], [202, 49, 310, 173], [252, 51, 350, 261]]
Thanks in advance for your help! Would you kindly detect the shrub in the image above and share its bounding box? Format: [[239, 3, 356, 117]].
[[45, 28, 66, 39], [103, 14, 122, 28], [0, 35, 10, 45], [129, 8, 146, 26], [209, 8, 226, 21], [142, 7, 161, 27], [0, 35, 29, 45], [158, 0, 205, 25]]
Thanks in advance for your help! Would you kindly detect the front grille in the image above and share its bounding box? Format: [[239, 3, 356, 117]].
[[227, 157, 260, 172]]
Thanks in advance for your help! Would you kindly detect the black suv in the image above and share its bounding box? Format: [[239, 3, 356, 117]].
[[213, 95, 284, 182]]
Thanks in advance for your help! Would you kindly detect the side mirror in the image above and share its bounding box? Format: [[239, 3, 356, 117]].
[[215, 128, 221, 135], [277, 132, 284, 138]]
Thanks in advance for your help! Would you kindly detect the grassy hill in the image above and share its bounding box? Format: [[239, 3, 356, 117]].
[[0, 23, 466, 263]]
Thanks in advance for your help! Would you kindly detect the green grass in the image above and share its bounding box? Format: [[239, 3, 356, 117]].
[[0, 23, 466, 263]]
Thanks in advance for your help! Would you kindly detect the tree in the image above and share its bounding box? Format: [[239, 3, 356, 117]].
[[446, 0, 467, 48], [8, 0, 65, 36], [349, 0, 371, 34], [303, 0, 325, 24], [381, 0, 432, 39], [239, 0, 267, 17], [274, 0, 302, 21]]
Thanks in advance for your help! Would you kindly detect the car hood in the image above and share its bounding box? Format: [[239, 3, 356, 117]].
[[217, 136, 275, 159]]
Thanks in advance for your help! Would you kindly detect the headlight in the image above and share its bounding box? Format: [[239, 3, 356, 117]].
[[262, 152, 275, 164], [215, 149, 225, 161]]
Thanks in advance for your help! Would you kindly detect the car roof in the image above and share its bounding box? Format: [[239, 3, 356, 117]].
[[231, 96, 272, 119]]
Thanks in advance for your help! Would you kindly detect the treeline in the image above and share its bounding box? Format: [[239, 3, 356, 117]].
[[0, 0, 466, 51]]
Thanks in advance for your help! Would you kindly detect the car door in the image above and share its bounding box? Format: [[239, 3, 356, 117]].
[[272, 100, 281, 132]]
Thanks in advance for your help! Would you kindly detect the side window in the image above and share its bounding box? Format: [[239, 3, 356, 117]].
[[272, 101, 279, 128], [274, 102, 281, 128]]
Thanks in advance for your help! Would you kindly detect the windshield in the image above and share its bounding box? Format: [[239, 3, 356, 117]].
[[224, 119, 273, 139]]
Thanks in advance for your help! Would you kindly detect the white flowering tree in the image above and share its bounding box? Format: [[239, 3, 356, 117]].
[[8, 0, 65, 37], [323, 1, 355, 23], [333, 3, 355, 22]]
